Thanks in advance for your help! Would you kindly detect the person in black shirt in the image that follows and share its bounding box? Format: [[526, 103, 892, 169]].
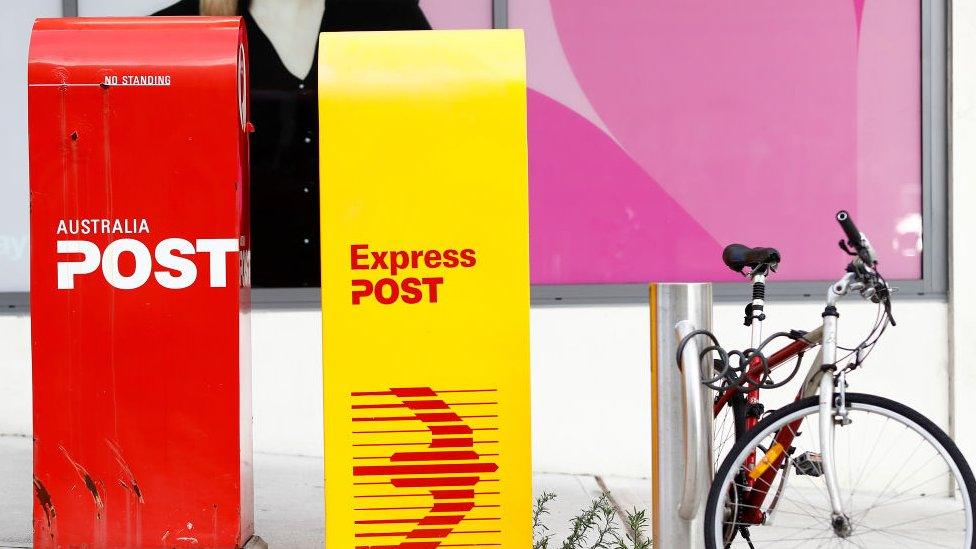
[[155, 0, 431, 287]]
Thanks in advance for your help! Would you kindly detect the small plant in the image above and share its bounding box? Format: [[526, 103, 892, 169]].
[[533, 492, 557, 549], [614, 508, 651, 549], [531, 492, 652, 549], [559, 493, 617, 549]]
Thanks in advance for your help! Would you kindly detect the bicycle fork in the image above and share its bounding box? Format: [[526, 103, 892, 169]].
[[818, 277, 854, 537]]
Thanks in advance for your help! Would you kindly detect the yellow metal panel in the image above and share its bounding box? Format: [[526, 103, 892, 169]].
[[319, 30, 530, 548]]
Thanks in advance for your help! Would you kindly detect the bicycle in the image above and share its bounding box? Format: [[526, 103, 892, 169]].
[[681, 211, 976, 547]]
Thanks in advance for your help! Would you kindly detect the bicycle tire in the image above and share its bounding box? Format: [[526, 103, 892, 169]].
[[705, 393, 976, 548]]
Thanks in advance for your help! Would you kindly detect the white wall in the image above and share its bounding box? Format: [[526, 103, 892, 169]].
[[540, 298, 950, 477], [950, 0, 976, 463], [0, 298, 950, 478], [254, 298, 950, 477], [0, 315, 31, 437]]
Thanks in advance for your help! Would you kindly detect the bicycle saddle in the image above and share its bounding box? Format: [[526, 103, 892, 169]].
[[722, 244, 781, 274]]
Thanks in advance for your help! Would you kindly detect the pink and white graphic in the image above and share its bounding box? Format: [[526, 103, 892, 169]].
[[514, 0, 921, 283]]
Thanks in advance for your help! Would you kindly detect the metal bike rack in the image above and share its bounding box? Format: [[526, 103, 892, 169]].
[[650, 283, 714, 549]]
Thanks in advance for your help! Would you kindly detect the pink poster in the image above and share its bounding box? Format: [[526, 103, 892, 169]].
[[515, 0, 922, 283]]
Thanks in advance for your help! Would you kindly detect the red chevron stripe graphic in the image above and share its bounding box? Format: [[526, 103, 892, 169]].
[[351, 387, 501, 548]]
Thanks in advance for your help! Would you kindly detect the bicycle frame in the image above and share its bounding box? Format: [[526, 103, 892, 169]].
[[713, 273, 860, 526]]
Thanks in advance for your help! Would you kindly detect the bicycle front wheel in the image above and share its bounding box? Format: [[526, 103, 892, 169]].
[[705, 393, 976, 548]]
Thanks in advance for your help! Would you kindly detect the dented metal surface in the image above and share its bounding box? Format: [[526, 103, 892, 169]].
[[28, 17, 253, 548]]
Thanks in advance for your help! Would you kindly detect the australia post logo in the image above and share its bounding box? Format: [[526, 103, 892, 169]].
[[55, 218, 241, 290]]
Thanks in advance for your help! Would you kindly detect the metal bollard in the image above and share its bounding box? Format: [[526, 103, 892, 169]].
[[650, 283, 714, 549]]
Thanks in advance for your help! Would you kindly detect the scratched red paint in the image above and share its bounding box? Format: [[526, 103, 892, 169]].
[[28, 17, 253, 548]]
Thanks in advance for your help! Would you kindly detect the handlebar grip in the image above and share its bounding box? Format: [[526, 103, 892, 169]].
[[836, 210, 862, 247]]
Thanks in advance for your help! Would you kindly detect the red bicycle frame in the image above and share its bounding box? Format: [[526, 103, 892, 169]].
[[713, 336, 817, 525]]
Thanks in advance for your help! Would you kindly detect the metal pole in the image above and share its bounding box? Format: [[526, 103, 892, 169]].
[[492, 0, 508, 29], [650, 283, 713, 549], [62, 0, 78, 17]]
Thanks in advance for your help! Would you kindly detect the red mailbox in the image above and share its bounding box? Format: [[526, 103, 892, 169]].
[[28, 17, 256, 548]]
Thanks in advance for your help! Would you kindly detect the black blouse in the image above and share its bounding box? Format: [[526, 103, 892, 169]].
[[155, 0, 431, 287]]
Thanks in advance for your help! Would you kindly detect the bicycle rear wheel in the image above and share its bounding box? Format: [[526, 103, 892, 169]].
[[705, 393, 976, 548]]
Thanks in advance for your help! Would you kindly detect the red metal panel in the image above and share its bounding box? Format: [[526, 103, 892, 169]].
[[28, 17, 252, 548]]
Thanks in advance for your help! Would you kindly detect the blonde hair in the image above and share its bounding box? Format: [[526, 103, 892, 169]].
[[200, 0, 239, 16]]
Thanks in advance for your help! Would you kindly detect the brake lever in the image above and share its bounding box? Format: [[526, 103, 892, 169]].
[[838, 239, 858, 256]]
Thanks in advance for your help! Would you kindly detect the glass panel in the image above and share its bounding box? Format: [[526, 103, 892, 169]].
[[513, 1, 922, 283], [0, 0, 62, 292]]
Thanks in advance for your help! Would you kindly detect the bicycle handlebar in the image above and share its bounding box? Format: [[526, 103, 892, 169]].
[[836, 210, 862, 249], [836, 210, 877, 266], [834, 210, 894, 322]]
